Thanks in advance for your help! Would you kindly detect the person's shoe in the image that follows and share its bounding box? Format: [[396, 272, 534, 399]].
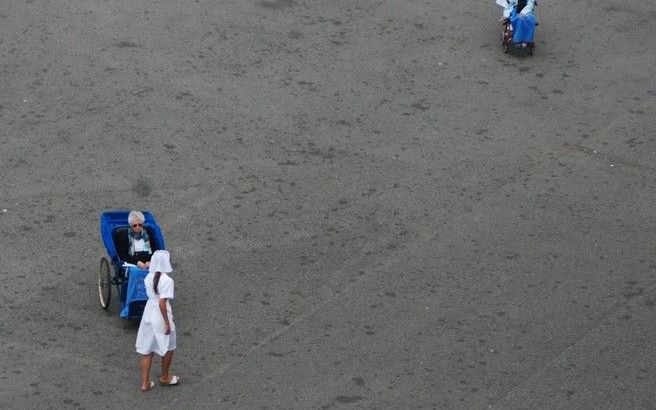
[[158, 375, 180, 386]]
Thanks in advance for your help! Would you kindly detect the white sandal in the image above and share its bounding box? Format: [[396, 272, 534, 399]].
[[158, 375, 180, 386]]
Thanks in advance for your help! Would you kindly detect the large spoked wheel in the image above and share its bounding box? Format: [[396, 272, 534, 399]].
[[98, 257, 112, 310], [501, 27, 511, 53]]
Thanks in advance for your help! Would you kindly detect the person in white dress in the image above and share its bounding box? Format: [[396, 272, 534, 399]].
[[135, 250, 180, 391]]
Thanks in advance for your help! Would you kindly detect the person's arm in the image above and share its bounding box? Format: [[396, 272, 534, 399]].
[[159, 298, 171, 334], [520, 0, 535, 15], [502, 0, 515, 18]]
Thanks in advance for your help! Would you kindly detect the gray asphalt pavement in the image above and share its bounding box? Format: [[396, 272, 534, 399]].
[[1, 0, 655, 408]]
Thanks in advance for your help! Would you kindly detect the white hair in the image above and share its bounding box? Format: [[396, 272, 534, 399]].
[[128, 211, 145, 225]]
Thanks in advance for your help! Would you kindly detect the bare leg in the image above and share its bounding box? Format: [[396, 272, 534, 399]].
[[160, 350, 174, 383], [140, 353, 153, 390]]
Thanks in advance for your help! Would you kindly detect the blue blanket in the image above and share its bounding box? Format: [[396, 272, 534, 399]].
[[510, 10, 536, 43], [120, 266, 149, 318]]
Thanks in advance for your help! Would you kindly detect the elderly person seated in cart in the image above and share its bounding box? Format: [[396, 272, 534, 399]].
[[125, 211, 153, 269]]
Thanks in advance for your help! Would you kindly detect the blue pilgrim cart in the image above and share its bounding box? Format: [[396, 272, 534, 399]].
[[98, 210, 166, 319]]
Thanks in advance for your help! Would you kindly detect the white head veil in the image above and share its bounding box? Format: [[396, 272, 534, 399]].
[[149, 250, 173, 273]]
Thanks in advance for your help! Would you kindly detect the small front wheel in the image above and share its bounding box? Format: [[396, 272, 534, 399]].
[[98, 257, 112, 310], [526, 44, 534, 55]]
